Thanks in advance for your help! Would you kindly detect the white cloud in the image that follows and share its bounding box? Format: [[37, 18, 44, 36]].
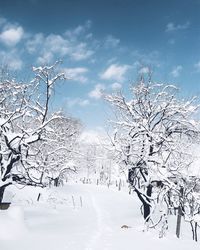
[[70, 42, 94, 61], [104, 35, 120, 48], [63, 67, 89, 83], [42, 20, 94, 61], [165, 21, 190, 32], [85, 33, 93, 39], [31, 34, 69, 63], [89, 84, 105, 99], [139, 66, 150, 74], [0, 49, 23, 70], [100, 64, 130, 82], [131, 50, 161, 68], [0, 19, 24, 69], [65, 20, 92, 39], [9, 57, 23, 70], [66, 98, 90, 107], [37, 51, 54, 64], [26, 30, 94, 63], [26, 33, 44, 54], [170, 65, 183, 77], [111, 82, 122, 90], [0, 26, 24, 46], [45, 34, 70, 55]]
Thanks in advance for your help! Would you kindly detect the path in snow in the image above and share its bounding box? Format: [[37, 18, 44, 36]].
[[1, 184, 200, 250], [85, 188, 115, 250]]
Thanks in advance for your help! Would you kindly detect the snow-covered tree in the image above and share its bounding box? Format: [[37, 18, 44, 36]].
[[0, 62, 67, 202], [76, 131, 117, 185], [32, 115, 82, 187], [105, 77, 200, 232]]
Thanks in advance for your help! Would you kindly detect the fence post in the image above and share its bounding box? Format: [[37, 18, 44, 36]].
[[37, 193, 41, 202], [72, 195, 75, 209], [80, 196, 83, 207]]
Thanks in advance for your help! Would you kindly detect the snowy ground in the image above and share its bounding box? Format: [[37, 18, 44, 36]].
[[0, 184, 199, 250]]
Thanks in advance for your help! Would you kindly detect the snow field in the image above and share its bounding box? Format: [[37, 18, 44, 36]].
[[0, 183, 199, 250]]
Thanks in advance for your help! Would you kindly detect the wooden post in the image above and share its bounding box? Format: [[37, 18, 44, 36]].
[[118, 179, 121, 191], [37, 193, 41, 202], [72, 196, 75, 209], [80, 196, 83, 207]]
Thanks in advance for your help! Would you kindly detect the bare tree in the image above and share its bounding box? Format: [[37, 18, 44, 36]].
[[33, 115, 82, 187], [0, 62, 67, 202], [105, 77, 199, 233]]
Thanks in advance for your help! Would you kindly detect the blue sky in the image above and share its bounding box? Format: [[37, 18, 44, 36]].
[[1, 0, 200, 131]]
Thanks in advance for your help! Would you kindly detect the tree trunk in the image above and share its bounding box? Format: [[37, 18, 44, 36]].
[[135, 185, 152, 222], [40, 172, 44, 184], [195, 222, 198, 242], [143, 202, 151, 221], [144, 185, 152, 221], [190, 221, 195, 241], [0, 186, 6, 203], [176, 206, 182, 238], [176, 187, 183, 238], [54, 177, 59, 187]]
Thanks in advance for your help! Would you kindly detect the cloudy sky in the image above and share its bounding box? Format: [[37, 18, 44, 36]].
[[1, 0, 200, 130]]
